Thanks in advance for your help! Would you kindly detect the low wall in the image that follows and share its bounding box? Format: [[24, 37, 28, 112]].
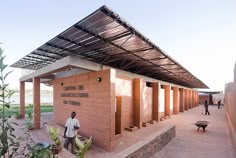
[[225, 82, 236, 155], [113, 125, 175, 158]]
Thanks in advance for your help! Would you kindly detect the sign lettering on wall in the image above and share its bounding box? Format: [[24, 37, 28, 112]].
[[61, 85, 88, 106], [63, 100, 80, 106], [61, 93, 88, 97]]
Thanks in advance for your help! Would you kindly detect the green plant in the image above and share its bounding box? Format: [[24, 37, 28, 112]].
[[27, 104, 33, 120], [25, 104, 34, 130], [47, 126, 62, 155], [47, 126, 61, 145], [0, 46, 19, 157], [0, 46, 44, 157], [14, 111, 21, 119], [75, 136, 92, 158], [27, 141, 51, 158], [6, 89, 15, 105], [26, 121, 34, 130]]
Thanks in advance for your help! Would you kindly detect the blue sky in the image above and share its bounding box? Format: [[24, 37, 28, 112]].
[[1, 0, 236, 91]]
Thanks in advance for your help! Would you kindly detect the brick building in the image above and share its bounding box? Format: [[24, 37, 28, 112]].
[[10, 6, 208, 151], [225, 62, 236, 154]]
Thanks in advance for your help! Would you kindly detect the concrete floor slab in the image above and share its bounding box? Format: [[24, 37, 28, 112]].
[[151, 105, 235, 158]]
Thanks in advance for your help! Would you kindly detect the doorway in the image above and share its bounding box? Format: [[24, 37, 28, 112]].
[[115, 96, 121, 135]]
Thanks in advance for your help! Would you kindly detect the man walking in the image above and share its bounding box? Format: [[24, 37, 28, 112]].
[[64, 111, 80, 153], [218, 100, 221, 109], [204, 100, 210, 115]]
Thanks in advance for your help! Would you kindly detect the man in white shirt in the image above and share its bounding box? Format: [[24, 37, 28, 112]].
[[63, 111, 80, 153]]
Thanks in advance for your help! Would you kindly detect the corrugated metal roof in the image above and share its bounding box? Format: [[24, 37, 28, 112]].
[[10, 5, 208, 88]]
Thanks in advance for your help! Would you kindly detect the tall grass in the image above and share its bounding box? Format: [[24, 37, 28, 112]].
[[0, 105, 53, 118]]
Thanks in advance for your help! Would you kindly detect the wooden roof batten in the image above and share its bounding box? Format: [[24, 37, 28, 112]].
[[10, 5, 208, 89]]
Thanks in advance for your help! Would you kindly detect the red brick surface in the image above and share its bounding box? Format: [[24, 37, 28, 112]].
[[53, 69, 115, 151], [133, 78, 141, 128], [20, 81, 25, 118], [115, 75, 133, 131], [164, 85, 170, 117], [225, 68, 236, 154], [33, 77, 40, 129], [151, 82, 159, 121], [179, 88, 185, 112], [51, 68, 202, 151], [173, 87, 179, 114], [184, 89, 189, 110], [199, 95, 209, 104]]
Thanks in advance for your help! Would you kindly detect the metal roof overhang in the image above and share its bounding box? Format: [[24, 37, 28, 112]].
[[199, 91, 221, 94], [10, 5, 208, 88]]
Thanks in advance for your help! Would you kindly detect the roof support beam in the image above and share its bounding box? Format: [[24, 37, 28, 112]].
[[120, 34, 133, 47], [135, 66, 151, 74], [31, 52, 57, 61], [102, 56, 123, 64], [121, 60, 137, 69], [138, 48, 155, 58], [159, 63, 175, 66], [25, 56, 52, 63], [37, 48, 66, 58], [55, 36, 107, 61], [73, 25, 180, 79], [120, 58, 127, 69], [107, 31, 132, 43], [148, 57, 167, 61], [45, 42, 74, 57]]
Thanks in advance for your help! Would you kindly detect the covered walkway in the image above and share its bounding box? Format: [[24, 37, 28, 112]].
[[151, 105, 235, 158]]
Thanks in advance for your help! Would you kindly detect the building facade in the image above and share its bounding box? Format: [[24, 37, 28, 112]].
[[10, 5, 207, 151], [225, 62, 236, 154]]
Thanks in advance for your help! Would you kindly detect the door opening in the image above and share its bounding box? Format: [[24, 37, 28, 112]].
[[115, 96, 121, 135]]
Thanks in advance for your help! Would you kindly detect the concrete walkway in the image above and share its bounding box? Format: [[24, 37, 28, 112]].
[[151, 105, 235, 158]]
